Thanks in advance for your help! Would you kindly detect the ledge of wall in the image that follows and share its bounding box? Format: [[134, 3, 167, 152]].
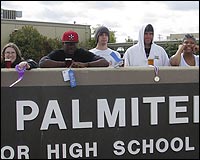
[[1, 67, 199, 87]]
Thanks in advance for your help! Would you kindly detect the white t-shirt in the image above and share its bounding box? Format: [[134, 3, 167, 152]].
[[180, 53, 199, 66], [123, 24, 170, 66], [90, 48, 121, 67]]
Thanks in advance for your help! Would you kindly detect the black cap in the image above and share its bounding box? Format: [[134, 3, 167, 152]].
[[95, 26, 110, 43], [144, 24, 154, 33]]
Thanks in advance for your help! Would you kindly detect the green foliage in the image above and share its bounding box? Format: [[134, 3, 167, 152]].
[[109, 31, 116, 43], [9, 25, 62, 62], [159, 42, 180, 58], [78, 38, 96, 50]]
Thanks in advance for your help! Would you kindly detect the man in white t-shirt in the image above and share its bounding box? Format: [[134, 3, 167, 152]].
[[123, 24, 170, 66], [90, 26, 122, 67]]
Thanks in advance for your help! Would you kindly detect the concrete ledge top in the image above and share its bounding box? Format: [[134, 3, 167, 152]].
[[1, 66, 199, 87]]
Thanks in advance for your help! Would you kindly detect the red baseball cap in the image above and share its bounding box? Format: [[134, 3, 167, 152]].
[[62, 30, 79, 42]]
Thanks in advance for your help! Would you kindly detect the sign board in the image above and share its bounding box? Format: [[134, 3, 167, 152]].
[[1, 83, 199, 159]]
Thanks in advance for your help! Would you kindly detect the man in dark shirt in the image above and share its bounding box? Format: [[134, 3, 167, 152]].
[[39, 30, 109, 68]]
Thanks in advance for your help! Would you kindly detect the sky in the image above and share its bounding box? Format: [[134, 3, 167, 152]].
[[1, 1, 199, 43]]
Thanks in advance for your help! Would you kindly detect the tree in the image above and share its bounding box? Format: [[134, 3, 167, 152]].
[[109, 30, 117, 43], [9, 25, 62, 62]]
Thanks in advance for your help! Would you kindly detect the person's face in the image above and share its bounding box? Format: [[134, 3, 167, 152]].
[[144, 32, 154, 45], [98, 33, 108, 44], [183, 38, 196, 53], [63, 42, 78, 55], [4, 47, 17, 63]]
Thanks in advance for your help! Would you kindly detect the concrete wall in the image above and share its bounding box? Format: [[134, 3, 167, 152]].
[[1, 67, 199, 87], [1, 67, 199, 159]]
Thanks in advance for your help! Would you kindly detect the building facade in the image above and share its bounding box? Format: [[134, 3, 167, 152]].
[[167, 33, 199, 41], [1, 8, 22, 20], [1, 19, 91, 50]]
